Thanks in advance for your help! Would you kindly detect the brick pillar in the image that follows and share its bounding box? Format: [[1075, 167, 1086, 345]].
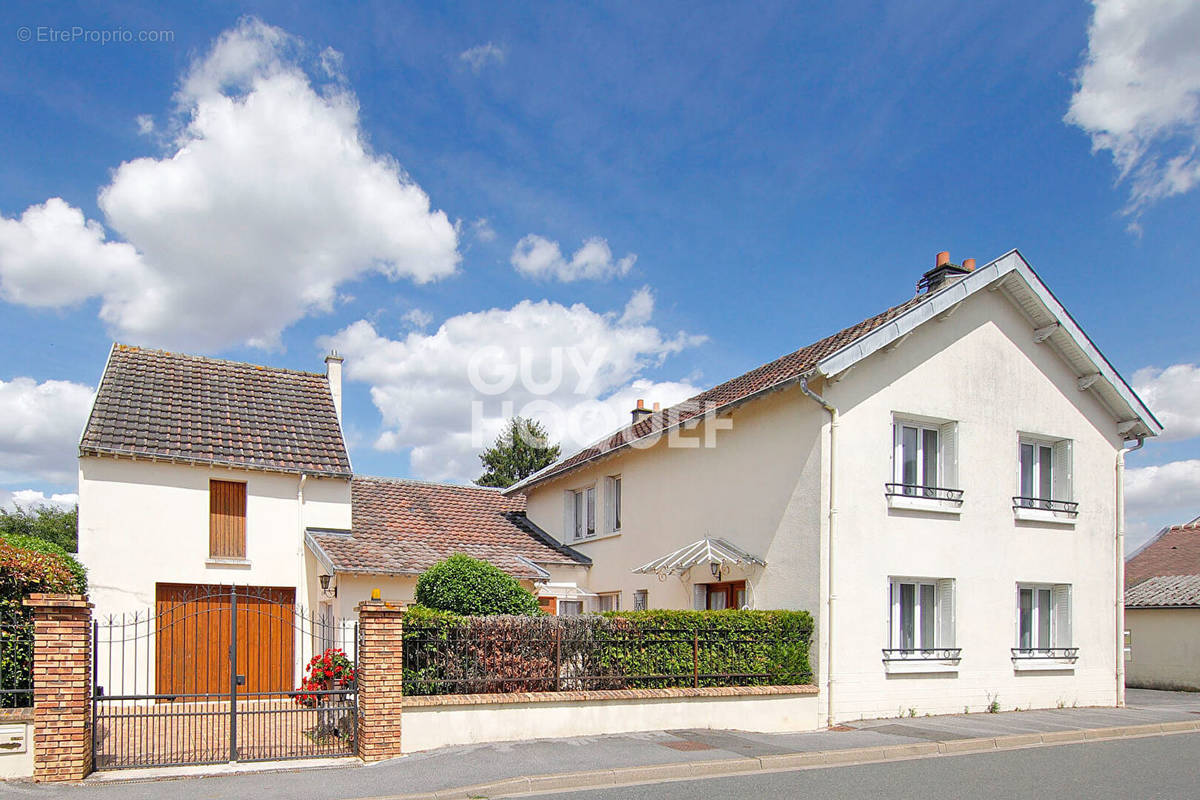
[[24, 593, 92, 782], [356, 600, 404, 762]]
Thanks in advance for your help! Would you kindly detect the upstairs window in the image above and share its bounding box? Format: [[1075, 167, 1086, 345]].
[[209, 480, 247, 559], [1016, 437, 1074, 515], [890, 417, 959, 500], [564, 486, 596, 540], [605, 475, 622, 533]]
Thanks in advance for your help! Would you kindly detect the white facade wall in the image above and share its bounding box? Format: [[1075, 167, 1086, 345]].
[[522, 386, 824, 615], [79, 456, 351, 620], [819, 288, 1122, 721], [522, 287, 1127, 723]]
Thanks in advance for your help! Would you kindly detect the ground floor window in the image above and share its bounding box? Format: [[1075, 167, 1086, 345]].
[[633, 589, 648, 610], [596, 592, 620, 612], [1017, 584, 1071, 652], [701, 581, 746, 610], [887, 578, 955, 655]]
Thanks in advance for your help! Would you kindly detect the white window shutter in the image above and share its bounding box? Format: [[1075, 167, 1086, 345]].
[[1053, 440, 1073, 501], [563, 491, 574, 540], [936, 579, 955, 648], [940, 422, 959, 489], [1053, 584, 1072, 647], [693, 584, 708, 610]]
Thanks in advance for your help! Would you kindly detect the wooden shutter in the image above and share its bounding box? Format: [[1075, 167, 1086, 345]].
[[936, 579, 956, 647], [1053, 584, 1072, 647], [563, 491, 576, 541], [940, 422, 959, 490], [209, 480, 246, 558], [1053, 440, 1073, 501]]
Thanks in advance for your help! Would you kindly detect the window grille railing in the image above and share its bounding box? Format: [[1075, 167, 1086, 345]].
[[1012, 497, 1079, 516], [884, 483, 964, 503], [0, 610, 34, 708], [881, 647, 962, 661], [1011, 647, 1079, 660]]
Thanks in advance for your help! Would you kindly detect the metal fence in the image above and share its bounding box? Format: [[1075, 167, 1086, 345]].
[[0, 609, 34, 708], [403, 616, 810, 695]]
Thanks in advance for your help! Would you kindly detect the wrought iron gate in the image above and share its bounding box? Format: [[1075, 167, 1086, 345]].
[[92, 584, 358, 769]]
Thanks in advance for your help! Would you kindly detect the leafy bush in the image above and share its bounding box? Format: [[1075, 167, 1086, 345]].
[[401, 608, 813, 696], [414, 554, 541, 616], [0, 531, 88, 706], [0, 503, 78, 553]]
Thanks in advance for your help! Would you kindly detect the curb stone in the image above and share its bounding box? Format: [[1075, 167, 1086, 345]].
[[356, 720, 1200, 800]]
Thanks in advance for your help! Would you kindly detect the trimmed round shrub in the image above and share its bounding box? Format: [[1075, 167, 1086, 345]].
[[414, 553, 541, 616]]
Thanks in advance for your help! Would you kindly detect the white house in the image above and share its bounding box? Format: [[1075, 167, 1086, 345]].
[[78, 344, 589, 694], [506, 250, 1161, 724]]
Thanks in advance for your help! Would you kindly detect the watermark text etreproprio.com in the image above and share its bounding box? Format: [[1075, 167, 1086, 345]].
[[16, 26, 175, 45]]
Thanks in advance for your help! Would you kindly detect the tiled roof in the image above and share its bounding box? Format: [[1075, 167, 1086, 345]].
[[1125, 574, 1200, 608], [80, 344, 351, 477], [507, 293, 927, 492], [308, 476, 590, 579], [1125, 521, 1200, 588]]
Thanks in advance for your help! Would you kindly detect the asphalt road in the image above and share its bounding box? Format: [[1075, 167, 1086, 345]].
[[524, 734, 1200, 800]]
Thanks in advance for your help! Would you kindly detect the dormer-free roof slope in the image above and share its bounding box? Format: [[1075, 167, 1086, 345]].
[[506, 249, 1160, 494], [1126, 518, 1200, 588], [80, 344, 351, 477], [306, 476, 590, 579]]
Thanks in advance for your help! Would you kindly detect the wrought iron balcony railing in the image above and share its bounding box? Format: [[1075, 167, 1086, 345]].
[[881, 647, 963, 661], [1011, 647, 1079, 660], [884, 484, 965, 503], [1012, 497, 1079, 516]]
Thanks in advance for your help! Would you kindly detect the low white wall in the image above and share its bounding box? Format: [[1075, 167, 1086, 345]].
[[0, 718, 33, 780], [1126, 608, 1200, 691], [400, 688, 819, 753]]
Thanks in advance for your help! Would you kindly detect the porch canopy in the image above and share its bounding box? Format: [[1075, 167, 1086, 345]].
[[632, 537, 765, 577]]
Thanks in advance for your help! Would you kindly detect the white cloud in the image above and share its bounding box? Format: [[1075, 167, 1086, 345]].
[[1065, 0, 1200, 216], [470, 217, 497, 243], [0, 17, 459, 351], [511, 234, 636, 282], [0, 377, 94, 486], [321, 290, 704, 482], [135, 114, 155, 136], [1125, 458, 1200, 550], [459, 42, 505, 73], [0, 489, 79, 511], [1133, 363, 1200, 441], [402, 308, 434, 329]]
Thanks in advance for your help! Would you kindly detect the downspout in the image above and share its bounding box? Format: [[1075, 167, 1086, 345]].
[[799, 374, 838, 727], [1115, 435, 1144, 708], [297, 473, 308, 608]]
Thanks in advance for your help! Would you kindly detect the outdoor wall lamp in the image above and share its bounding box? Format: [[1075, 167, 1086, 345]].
[[710, 562, 722, 580], [319, 573, 337, 598]]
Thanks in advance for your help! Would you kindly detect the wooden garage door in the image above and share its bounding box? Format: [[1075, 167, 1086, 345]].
[[155, 583, 296, 698]]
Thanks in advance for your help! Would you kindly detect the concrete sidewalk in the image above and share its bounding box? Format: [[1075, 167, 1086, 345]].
[[3, 689, 1198, 800]]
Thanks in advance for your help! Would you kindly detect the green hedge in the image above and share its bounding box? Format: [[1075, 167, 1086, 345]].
[[400, 607, 813, 695]]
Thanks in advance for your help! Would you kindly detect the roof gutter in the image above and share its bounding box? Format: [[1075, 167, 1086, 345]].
[[799, 373, 838, 728], [1115, 434, 1145, 708]]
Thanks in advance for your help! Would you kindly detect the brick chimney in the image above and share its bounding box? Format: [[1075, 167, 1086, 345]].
[[918, 251, 972, 294], [325, 351, 344, 423], [631, 399, 652, 425]]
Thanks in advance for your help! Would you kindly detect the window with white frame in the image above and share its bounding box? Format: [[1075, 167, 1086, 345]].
[[1016, 584, 1072, 653], [891, 418, 958, 497], [887, 578, 956, 657], [605, 475, 622, 533], [1017, 437, 1072, 510], [596, 592, 619, 612], [564, 485, 597, 540], [633, 589, 648, 610]]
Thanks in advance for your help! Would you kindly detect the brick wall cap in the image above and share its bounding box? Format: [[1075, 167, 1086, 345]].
[[355, 600, 406, 614], [24, 594, 92, 609]]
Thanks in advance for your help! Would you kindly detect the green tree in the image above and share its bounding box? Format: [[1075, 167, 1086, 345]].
[[474, 416, 561, 488], [0, 503, 78, 553], [415, 553, 542, 616]]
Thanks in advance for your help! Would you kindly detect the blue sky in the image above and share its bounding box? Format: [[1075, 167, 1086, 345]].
[[1, 1, 1198, 549]]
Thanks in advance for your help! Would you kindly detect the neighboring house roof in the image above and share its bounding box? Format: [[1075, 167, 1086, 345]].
[[1125, 574, 1200, 608], [79, 344, 351, 477], [306, 476, 590, 580], [506, 249, 1161, 495], [1125, 519, 1200, 588]]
